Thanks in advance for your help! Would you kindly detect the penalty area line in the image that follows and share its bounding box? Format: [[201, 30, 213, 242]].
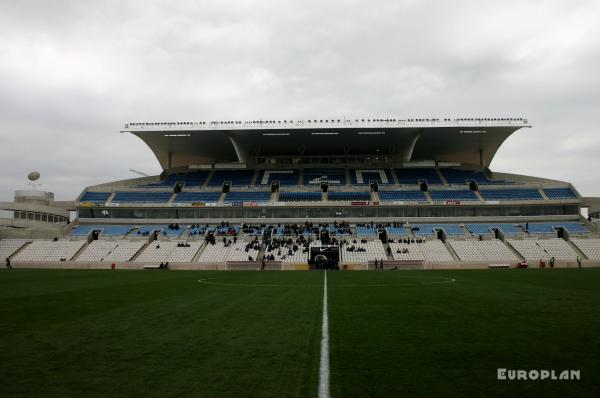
[[318, 271, 330, 398]]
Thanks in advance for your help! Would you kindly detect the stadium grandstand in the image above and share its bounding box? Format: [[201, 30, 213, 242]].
[[2, 116, 600, 270]]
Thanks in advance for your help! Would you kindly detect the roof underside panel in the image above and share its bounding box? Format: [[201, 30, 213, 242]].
[[130, 125, 524, 169]]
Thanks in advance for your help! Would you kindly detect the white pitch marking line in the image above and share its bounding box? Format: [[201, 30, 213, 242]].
[[318, 271, 330, 398]]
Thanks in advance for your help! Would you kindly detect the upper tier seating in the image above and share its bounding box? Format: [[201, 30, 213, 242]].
[[209, 225, 240, 235], [103, 241, 145, 262], [429, 190, 479, 201], [137, 225, 185, 238], [341, 240, 386, 263], [395, 168, 442, 185], [379, 190, 427, 202], [412, 224, 465, 236], [12, 240, 86, 262], [571, 239, 600, 260], [448, 240, 519, 262], [303, 169, 346, 186], [526, 222, 589, 235], [385, 226, 409, 237], [389, 240, 453, 262], [479, 189, 543, 201], [465, 223, 521, 236], [441, 169, 505, 185], [208, 170, 254, 187], [350, 169, 393, 185], [0, 239, 30, 260], [70, 225, 134, 237], [356, 226, 378, 236], [79, 192, 111, 204], [543, 187, 578, 199], [257, 170, 300, 186], [112, 192, 173, 203], [328, 191, 371, 201], [140, 171, 210, 187], [174, 192, 221, 203], [279, 192, 322, 202], [223, 191, 271, 203]]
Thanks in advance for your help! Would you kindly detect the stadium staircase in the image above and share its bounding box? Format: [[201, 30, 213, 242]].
[[298, 169, 305, 187], [271, 191, 278, 202], [201, 170, 213, 188], [70, 242, 90, 261], [105, 192, 117, 205], [250, 169, 260, 186], [435, 169, 449, 186], [443, 240, 461, 261], [322, 191, 328, 202], [504, 241, 525, 261], [473, 190, 484, 201], [8, 241, 31, 260], [423, 191, 433, 201], [390, 170, 400, 185], [344, 169, 351, 187], [371, 191, 380, 202], [539, 189, 549, 200]]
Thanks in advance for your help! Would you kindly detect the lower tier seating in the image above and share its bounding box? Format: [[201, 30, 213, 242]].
[[12, 240, 86, 262], [571, 238, 600, 260], [197, 240, 260, 263], [389, 240, 453, 262], [341, 240, 386, 263], [0, 239, 30, 260], [448, 240, 519, 262], [507, 238, 578, 261]]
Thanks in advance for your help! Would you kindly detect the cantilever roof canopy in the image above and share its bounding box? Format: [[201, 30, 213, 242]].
[[123, 118, 530, 169]]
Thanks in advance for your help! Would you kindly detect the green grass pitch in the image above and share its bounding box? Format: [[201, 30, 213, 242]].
[[0, 268, 598, 397]]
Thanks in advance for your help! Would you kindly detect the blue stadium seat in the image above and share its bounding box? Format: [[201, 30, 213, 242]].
[[465, 223, 521, 236], [223, 191, 271, 204], [174, 192, 221, 203], [208, 170, 255, 187], [257, 170, 300, 186], [441, 169, 507, 185], [112, 192, 173, 203], [279, 192, 322, 202], [430, 190, 479, 201], [350, 169, 393, 185], [71, 225, 133, 236], [526, 223, 589, 234], [385, 226, 408, 237], [356, 226, 377, 236], [137, 225, 185, 237], [543, 188, 577, 199], [379, 190, 427, 202], [413, 224, 464, 236], [395, 168, 442, 185], [303, 169, 346, 186], [140, 171, 210, 187], [328, 191, 371, 201], [79, 192, 111, 204], [479, 189, 543, 201]]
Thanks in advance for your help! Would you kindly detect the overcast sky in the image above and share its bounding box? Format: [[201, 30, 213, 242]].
[[0, 0, 599, 201]]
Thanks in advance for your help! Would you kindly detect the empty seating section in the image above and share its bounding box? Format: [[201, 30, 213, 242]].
[[79, 192, 111, 204], [356, 226, 377, 236], [208, 170, 254, 186], [441, 169, 498, 185], [0, 239, 29, 259], [224, 191, 271, 203], [465, 223, 521, 236], [412, 224, 465, 236], [174, 192, 221, 203], [571, 239, 600, 260], [75, 241, 118, 262], [430, 190, 479, 201], [385, 227, 408, 237], [71, 225, 133, 236], [543, 187, 577, 199], [379, 190, 427, 202], [449, 240, 519, 262], [507, 239, 578, 261], [12, 240, 86, 262], [389, 240, 453, 262], [197, 241, 260, 263], [112, 192, 173, 203], [341, 240, 386, 262], [351, 169, 393, 185], [279, 192, 322, 202], [303, 169, 346, 185], [103, 241, 145, 262], [258, 170, 299, 186], [396, 168, 442, 185], [557, 223, 589, 234], [141, 171, 210, 187], [479, 189, 542, 201], [328, 191, 371, 201]]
